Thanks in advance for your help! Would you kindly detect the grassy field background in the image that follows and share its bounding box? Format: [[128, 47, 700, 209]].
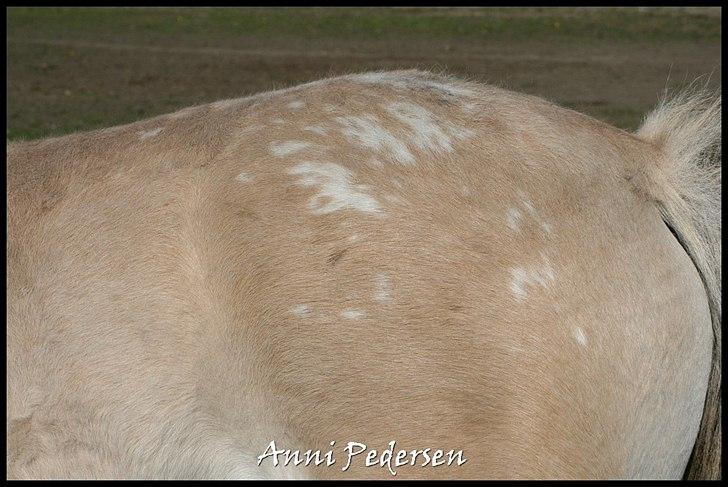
[[7, 7, 721, 141]]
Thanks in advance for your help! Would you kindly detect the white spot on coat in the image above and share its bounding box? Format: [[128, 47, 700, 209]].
[[385, 102, 453, 153], [509, 268, 529, 301], [336, 114, 415, 165], [288, 162, 382, 215], [236, 172, 252, 183], [573, 327, 587, 347], [341, 309, 364, 319], [291, 304, 312, 317], [509, 253, 555, 301], [522, 198, 537, 217], [139, 127, 163, 140], [287, 100, 305, 109], [304, 125, 328, 135], [373, 274, 392, 302], [514, 191, 553, 236], [271, 141, 311, 157], [506, 208, 522, 231]]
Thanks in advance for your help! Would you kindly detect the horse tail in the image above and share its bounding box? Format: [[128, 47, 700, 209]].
[[633, 86, 721, 479]]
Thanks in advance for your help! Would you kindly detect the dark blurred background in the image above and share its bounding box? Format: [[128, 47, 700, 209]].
[[7, 7, 721, 140]]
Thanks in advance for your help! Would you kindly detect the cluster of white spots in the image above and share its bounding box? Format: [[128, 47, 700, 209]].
[[271, 118, 285, 125], [286, 100, 305, 110], [506, 208, 523, 231], [508, 192, 553, 234], [336, 114, 415, 165], [288, 162, 382, 215], [509, 252, 555, 301], [291, 304, 312, 317], [138, 127, 163, 140], [349, 72, 475, 99], [236, 172, 253, 183], [303, 125, 328, 136], [341, 309, 364, 320], [270, 141, 311, 157], [572, 327, 588, 347], [385, 101, 454, 153], [373, 274, 392, 302]]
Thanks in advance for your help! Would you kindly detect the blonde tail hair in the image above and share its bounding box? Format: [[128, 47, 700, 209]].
[[635, 86, 721, 479]]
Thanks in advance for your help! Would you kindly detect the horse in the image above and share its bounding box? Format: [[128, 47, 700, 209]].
[[6, 70, 721, 479]]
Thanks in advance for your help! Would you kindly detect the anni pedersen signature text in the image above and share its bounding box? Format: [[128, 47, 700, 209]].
[[257, 440, 467, 476]]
